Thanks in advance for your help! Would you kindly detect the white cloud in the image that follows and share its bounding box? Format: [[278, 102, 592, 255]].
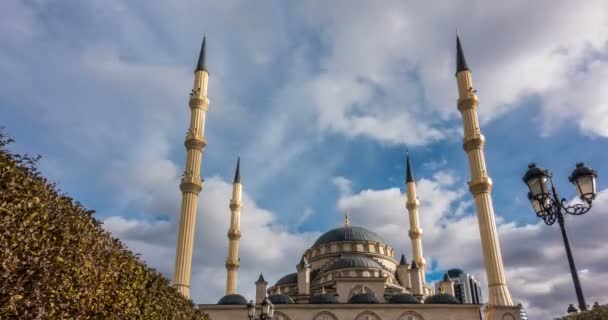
[[104, 175, 319, 303], [332, 176, 353, 195]]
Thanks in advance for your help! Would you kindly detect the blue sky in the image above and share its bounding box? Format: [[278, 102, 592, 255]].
[[2, 0, 608, 318]]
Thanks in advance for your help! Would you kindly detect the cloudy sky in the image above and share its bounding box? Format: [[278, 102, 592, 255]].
[[2, 0, 608, 318]]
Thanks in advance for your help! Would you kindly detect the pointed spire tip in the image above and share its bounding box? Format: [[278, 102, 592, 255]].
[[456, 34, 469, 75], [233, 157, 241, 184], [406, 152, 414, 183], [257, 273, 266, 283], [410, 260, 419, 270], [195, 35, 208, 72]]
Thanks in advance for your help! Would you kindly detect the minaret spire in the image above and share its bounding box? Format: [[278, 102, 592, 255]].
[[406, 151, 414, 183], [173, 35, 212, 298], [233, 157, 241, 183], [456, 34, 469, 74], [196, 36, 207, 72], [225, 157, 243, 295], [405, 153, 426, 273], [455, 35, 514, 310]]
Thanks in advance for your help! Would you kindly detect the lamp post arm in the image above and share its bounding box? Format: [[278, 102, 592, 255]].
[[561, 200, 593, 216]]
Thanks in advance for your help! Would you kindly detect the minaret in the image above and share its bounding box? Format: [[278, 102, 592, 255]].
[[409, 260, 423, 297], [297, 256, 311, 297], [225, 158, 243, 295], [173, 36, 210, 298], [255, 273, 267, 304], [439, 273, 455, 296], [396, 254, 411, 290], [405, 153, 426, 272], [455, 35, 513, 307]]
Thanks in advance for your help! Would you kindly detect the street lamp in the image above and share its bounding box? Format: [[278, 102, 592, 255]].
[[247, 298, 274, 320], [522, 162, 598, 311]]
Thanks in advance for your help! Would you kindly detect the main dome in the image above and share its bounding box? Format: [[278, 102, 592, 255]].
[[313, 226, 385, 247]]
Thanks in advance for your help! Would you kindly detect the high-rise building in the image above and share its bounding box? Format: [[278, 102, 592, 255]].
[[435, 268, 483, 304]]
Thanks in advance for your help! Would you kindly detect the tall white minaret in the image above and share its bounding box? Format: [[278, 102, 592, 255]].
[[455, 35, 513, 308], [225, 158, 243, 295], [173, 36, 210, 298], [405, 153, 426, 273]]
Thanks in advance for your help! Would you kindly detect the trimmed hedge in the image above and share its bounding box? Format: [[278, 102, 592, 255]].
[[559, 304, 608, 320], [0, 132, 206, 319]]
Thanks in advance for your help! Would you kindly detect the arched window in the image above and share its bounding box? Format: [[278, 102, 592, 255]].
[[272, 311, 291, 320], [354, 310, 381, 320], [312, 311, 338, 320], [398, 311, 423, 320]]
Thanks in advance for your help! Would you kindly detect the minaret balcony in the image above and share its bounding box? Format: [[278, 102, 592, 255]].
[[457, 95, 478, 111], [462, 134, 485, 152], [468, 176, 493, 194], [225, 259, 240, 269], [408, 229, 423, 238], [189, 96, 210, 110], [406, 201, 419, 210], [180, 175, 203, 193], [184, 135, 206, 151], [229, 201, 242, 211], [227, 229, 242, 239]]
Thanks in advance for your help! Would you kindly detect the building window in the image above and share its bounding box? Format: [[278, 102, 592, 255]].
[[312, 311, 338, 320]]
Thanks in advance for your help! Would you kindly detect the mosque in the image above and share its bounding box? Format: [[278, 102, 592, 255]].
[[170, 36, 523, 320]]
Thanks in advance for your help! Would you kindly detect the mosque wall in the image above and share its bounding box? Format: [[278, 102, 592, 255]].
[[200, 303, 521, 320]]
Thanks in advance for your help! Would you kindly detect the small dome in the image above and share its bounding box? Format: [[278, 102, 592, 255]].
[[424, 293, 460, 304], [274, 273, 298, 286], [268, 294, 295, 304], [313, 226, 385, 247], [348, 292, 379, 304], [325, 256, 383, 272], [447, 268, 464, 278], [388, 293, 419, 304], [309, 293, 339, 304], [217, 294, 248, 305]]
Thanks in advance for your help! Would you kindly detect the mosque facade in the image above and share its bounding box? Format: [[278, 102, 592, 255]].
[[172, 35, 522, 320]]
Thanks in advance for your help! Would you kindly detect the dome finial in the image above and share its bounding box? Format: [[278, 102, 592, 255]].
[[344, 209, 350, 227]]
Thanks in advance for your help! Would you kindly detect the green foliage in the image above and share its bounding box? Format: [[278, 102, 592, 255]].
[[0, 131, 206, 319], [560, 304, 608, 320]]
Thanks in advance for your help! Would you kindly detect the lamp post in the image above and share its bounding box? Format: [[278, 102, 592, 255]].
[[247, 298, 274, 320], [522, 162, 598, 311]]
